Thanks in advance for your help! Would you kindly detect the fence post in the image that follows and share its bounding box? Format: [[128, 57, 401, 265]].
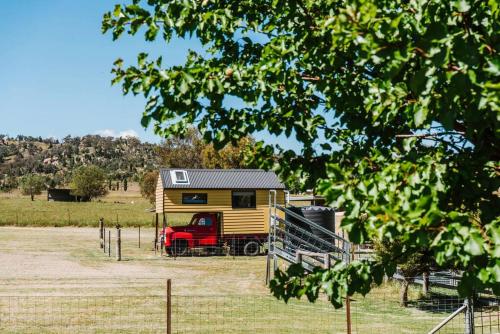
[[464, 297, 474, 334], [323, 253, 331, 270], [345, 241, 352, 334], [108, 230, 111, 257], [103, 227, 106, 253], [155, 214, 159, 251], [116, 225, 121, 261], [295, 252, 303, 264], [422, 271, 430, 296], [99, 218, 104, 249], [346, 296, 352, 334], [166, 279, 172, 334], [138, 226, 141, 248]]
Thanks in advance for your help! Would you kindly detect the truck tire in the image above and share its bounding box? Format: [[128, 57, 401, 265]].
[[173, 239, 188, 256], [243, 240, 260, 256]]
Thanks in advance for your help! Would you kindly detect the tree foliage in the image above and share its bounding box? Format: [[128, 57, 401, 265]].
[[159, 126, 256, 169], [140, 170, 159, 205], [373, 239, 433, 306], [20, 174, 45, 201], [103, 0, 500, 303], [70, 165, 108, 200], [158, 127, 205, 169], [202, 136, 255, 169]]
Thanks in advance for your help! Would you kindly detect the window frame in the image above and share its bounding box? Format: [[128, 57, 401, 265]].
[[231, 190, 257, 209], [182, 193, 208, 205], [195, 216, 213, 227], [170, 170, 189, 185]]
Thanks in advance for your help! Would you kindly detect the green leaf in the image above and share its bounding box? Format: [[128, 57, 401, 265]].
[[464, 233, 484, 256], [485, 59, 500, 76], [414, 107, 428, 126], [453, 0, 471, 12]]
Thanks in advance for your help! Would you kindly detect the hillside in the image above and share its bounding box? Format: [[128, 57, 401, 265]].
[[0, 134, 160, 190]]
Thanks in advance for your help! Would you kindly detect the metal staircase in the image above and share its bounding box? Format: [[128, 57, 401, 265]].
[[266, 191, 351, 282]]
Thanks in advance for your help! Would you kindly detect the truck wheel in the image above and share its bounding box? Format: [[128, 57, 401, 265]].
[[173, 239, 188, 256], [243, 240, 260, 256]]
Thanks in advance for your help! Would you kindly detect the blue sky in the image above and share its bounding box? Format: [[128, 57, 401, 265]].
[[0, 1, 302, 151], [0, 1, 204, 143]]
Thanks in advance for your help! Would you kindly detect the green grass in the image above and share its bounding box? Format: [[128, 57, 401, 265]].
[[0, 190, 192, 227]]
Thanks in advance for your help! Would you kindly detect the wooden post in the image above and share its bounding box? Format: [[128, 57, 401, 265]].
[[103, 227, 106, 253], [232, 236, 236, 259], [295, 252, 303, 264], [108, 230, 111, 257], [166, 279, 172, 334], [116, 225, 121, 261], [422, 271, 430, 296], [138, 226, 141, 248], [323, 253, 331, 269], [346, 296, 352, 334], [99, 218, 104, 249], [155, 214, 159, 251], [346, 241, 353, 334]]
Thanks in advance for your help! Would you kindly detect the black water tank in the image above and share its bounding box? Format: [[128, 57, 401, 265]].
[[284, 206, 336, 251], [300, 206, 336, 237]]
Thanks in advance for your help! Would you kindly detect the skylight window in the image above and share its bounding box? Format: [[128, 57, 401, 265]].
[[170, 170, 189, 184]]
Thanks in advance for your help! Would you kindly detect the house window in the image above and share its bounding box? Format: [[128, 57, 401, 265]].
[[170, 170, 189, 184], [182, 193, 207, 204], [232, 190, 256, 209]]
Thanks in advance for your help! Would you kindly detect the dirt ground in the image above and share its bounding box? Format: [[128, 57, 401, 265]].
[[0, 227, 470, 333], [0, 226, 268, 296]]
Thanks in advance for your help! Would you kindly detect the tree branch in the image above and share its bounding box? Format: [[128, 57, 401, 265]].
[[395, 131, 465, 139]]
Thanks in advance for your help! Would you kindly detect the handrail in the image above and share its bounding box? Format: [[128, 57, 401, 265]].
[[274, 218, 344, 254], [275, 205, 350, 244], [427, 304, 466, 334], [273, 226, 344, 261]]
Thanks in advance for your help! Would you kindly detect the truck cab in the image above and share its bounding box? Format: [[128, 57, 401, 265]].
[[162, 212, 263, 256]]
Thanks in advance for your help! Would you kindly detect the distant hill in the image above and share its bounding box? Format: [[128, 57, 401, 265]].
[[0, 134, 160, 191]]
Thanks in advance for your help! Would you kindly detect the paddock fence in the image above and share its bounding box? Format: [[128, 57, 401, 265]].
[[0, 278, 498, 334]]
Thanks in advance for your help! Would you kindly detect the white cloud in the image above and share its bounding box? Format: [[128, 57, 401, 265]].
[[96, 129, 139, 138], [118, 129, 139, 138]]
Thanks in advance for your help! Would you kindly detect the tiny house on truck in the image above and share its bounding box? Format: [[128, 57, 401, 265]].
[[155, 168, 285, 256]]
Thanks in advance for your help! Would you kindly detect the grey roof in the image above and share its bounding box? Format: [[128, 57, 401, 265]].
[[159, 168, 285, 189]]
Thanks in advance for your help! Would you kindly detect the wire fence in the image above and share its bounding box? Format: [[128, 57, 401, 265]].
[[0, 278, 498, 334]]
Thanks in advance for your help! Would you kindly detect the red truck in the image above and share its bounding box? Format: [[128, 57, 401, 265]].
[[161, 212, 268, 256], [162, 212, 267, 256]]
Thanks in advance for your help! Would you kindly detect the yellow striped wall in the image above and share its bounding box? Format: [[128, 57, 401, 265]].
[[159, 188, 284, 235], [155, 176, 164, 213]]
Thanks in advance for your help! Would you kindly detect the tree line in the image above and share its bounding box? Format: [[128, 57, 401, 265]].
[[14, 128, 263, 202]]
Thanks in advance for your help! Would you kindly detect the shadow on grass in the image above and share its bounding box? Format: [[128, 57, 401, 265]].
[[408, 291, 463, 314]]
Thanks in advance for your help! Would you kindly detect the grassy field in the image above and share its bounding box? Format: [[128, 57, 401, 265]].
[[0, 226, 469, 333], [0, 184, 191, 227]]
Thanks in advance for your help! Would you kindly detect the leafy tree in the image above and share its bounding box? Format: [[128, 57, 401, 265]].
[[20, 174, 45, 201], [158, 127, 205, 169], [373, 240, 433, 307], [70, 166, 108, 200], [103, 0, 500, 305], [140, 171, 159, 205], [202, 136, 255, 169]]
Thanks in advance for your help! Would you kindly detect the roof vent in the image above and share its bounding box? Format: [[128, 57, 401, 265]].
[[170, 170, 189, 185]]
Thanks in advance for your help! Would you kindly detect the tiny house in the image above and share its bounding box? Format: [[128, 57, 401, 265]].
[[155, 168, 285, 255]]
